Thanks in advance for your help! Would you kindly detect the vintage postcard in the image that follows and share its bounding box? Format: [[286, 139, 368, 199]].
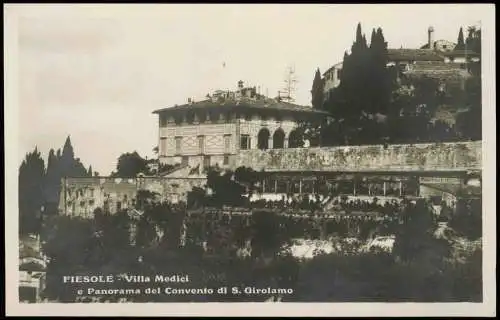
[[4, 3, 496, 317]]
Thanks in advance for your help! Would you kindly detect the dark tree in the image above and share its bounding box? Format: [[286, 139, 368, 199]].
[[44, 149, 60, 205], [393, 199, 449, 263], [21, 136, 96, 228], [233, 166, 260, 197], [455, 27, 466, 51], [19, 147, 46, 235], [322, 23, 393, 145], [311, 68, 324, 110], [114, 151, 148, 177], [455, 76, 481, 140], [466, 26, 481, 77], [205, 169, 247, 207]]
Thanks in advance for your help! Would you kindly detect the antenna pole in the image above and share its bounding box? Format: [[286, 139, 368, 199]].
[[282, 64, 298, 102]]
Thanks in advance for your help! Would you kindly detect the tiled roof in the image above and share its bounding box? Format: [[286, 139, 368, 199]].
[[152, 98, 330, 115], [403, 61, 472, 81], [387, 49, 444, 61]]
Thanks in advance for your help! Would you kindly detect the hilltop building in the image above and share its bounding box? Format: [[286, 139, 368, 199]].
[[153, 81, 330, 172], [322, 26, 480, 100]]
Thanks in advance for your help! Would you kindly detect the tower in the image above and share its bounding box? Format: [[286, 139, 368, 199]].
[[428, 26, 435, 49]]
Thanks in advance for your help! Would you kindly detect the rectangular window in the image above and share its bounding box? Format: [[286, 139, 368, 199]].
[[182, 156, 189, 165], [337, 69, 341, 79], [160, 115, 167, 127], [116, 201, 122, 211], [174, 114, 183, 125], [223, 155, 229, 165], [240, 135, 251, 150], [209, 111, 218, 123], [224, 135, 231, 153], [198, 111, 206, 123], [198, 136, 205, 155], [175, 137, 182, 155], [203, 155, 211, 168], [186, 111, 195, 124], [160, 137, 167, 156]]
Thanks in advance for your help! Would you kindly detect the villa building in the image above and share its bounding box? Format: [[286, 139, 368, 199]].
[[153, 81, 330, 171]]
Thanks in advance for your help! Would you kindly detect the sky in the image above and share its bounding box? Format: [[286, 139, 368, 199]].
[[7, 4, 489, 175]]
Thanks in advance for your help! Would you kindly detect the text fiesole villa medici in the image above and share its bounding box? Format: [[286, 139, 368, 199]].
[[63, 275, 294, 296]]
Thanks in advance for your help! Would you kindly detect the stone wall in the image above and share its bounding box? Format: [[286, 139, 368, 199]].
[[235, 141, 482, 173], [59, 176, 206, 218]]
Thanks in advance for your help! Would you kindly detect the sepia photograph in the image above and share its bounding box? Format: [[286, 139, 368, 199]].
[[4, 3, 496, 317]]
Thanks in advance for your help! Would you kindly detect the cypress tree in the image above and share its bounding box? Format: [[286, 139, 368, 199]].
[[60, 136, 74, 178], [44, 149, 60, 205], [355, 23, 363, 47], [62, 136, 75, 160], [455, 27, 466, 51], [19, 147, 46, 235], [311, 68, 324, 110]]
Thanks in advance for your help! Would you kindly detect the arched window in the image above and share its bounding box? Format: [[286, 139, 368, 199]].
[[257, 128, 270, 150], [272, 128, 285, 149], [174, 113, 183, 125], [288, 129, 304, 148], [186, 110, 195, 124], [198, 110, 206, 123]]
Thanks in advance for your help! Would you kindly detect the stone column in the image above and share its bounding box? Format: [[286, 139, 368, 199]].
[[383, 182, 387, 197], [262, 179, 266, 193], [399, 181, 403, 196], [274, 180, 278, 193], [353, 180, 356, 197], [299, 180, 302, 194], [284, 138, 289, 149], [268, 138, 273, 149]]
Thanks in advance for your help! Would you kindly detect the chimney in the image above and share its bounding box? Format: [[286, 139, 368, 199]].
[[428, 26, 434, 49], [238, 80, 244, 89]]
